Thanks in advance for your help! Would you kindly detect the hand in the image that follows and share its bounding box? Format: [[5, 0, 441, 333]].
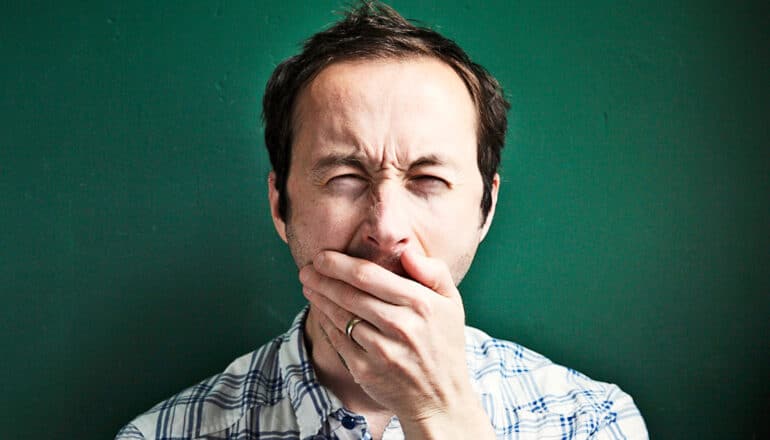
[[299, 248, 495, 438]]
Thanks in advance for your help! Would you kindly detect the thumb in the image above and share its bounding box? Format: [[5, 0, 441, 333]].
[[400, 248, 460, 301]]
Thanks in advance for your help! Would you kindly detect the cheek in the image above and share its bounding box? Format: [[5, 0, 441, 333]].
[[412, 200, 482, 284], [288, 197, 362, 252], [412, 195, 482, 251]]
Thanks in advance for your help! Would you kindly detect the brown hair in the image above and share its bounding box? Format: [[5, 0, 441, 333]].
[[263, 1, 509, 222]]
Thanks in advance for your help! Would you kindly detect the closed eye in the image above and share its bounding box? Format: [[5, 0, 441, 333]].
[[329, 174, 366, 183], [326, 174, 369, 195], [412, 175, 447, 183], [408, 175, 450, 194]]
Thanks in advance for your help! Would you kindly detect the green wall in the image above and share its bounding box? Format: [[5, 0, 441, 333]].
[[1, 1, 767, 438]]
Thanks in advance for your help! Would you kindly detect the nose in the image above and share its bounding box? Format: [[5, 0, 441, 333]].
[[364, 183, 411, 253]]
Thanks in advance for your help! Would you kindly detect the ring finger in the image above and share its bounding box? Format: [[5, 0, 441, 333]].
[[300, 266, 403, 334], [304, 286, 381, 353]]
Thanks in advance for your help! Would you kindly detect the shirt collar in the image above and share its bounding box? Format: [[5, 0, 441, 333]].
[[278, 306, 345, 439]]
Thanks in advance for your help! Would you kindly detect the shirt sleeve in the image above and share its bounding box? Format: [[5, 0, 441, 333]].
[[590, 385, 649, 439], [115, 422, 146, 440]]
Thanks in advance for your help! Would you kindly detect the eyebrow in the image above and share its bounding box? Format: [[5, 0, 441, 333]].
[[409, 154, 447, 169], [312, 153, 367, 171], [310, 153, 367, 183]]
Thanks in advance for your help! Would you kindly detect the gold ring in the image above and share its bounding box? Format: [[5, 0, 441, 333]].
[[345, 316, 363, 341]]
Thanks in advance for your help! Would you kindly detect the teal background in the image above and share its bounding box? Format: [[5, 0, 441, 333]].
[[1, 1, 767, 438]]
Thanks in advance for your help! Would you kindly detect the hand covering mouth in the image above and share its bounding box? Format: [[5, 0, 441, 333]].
[[346, 245, 408, 278]]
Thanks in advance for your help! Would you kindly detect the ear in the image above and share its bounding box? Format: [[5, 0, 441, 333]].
[[268, 171, 288, 243], [479, 173, 500, 242]]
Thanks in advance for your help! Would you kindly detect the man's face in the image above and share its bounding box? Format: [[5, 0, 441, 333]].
[[269, 57, 498, 284]]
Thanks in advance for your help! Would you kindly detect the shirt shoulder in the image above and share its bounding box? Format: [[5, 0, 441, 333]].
[[464, 326, 648, 439], [116, 335, 290, 440]]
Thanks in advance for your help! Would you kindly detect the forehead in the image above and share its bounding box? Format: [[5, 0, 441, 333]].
[[292, 57, 478, 166], [299, 57, 473, 111]]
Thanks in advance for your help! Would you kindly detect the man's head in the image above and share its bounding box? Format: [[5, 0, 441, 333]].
[[263, 2, 509, 283], [264, 1, 508, 223]]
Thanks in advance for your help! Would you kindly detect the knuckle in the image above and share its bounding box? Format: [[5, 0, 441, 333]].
[[372, 307, 393, 327], [410, 297, 432, 318], [390, 319, 413, 342], [352, 362, 375, 385], [370, 338, 390, 360], [383, 350, 404, 372], [298, 265, 314, 285], [351, 264, 372, 287], [331, 306, 348, 325], [316, 251, 333, 270], [399, 316, 426, 346], [342, 285, 362, 310]]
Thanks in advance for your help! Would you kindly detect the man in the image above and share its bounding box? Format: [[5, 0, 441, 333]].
[[117, 2, 647, 439]]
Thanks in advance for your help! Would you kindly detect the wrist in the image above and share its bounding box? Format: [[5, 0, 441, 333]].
[[398, 398, 495, 440]]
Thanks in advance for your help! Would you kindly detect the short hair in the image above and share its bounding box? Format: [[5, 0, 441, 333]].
[[263, 1, 509, 222]]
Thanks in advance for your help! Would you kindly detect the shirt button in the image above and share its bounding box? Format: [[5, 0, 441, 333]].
[[341, 415, 357, 429]]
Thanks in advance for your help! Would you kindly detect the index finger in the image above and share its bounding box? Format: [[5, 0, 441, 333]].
[[400, 247, 460, 301], [313, 250, 423, 306]]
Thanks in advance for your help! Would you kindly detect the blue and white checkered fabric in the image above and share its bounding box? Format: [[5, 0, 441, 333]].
[[117, 307, 647, 439]]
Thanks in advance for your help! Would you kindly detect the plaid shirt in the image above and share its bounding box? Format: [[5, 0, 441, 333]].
[[116, 308, 647, 439]]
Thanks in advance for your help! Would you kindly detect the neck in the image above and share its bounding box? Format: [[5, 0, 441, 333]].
[[303, 306, 388, 415]]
